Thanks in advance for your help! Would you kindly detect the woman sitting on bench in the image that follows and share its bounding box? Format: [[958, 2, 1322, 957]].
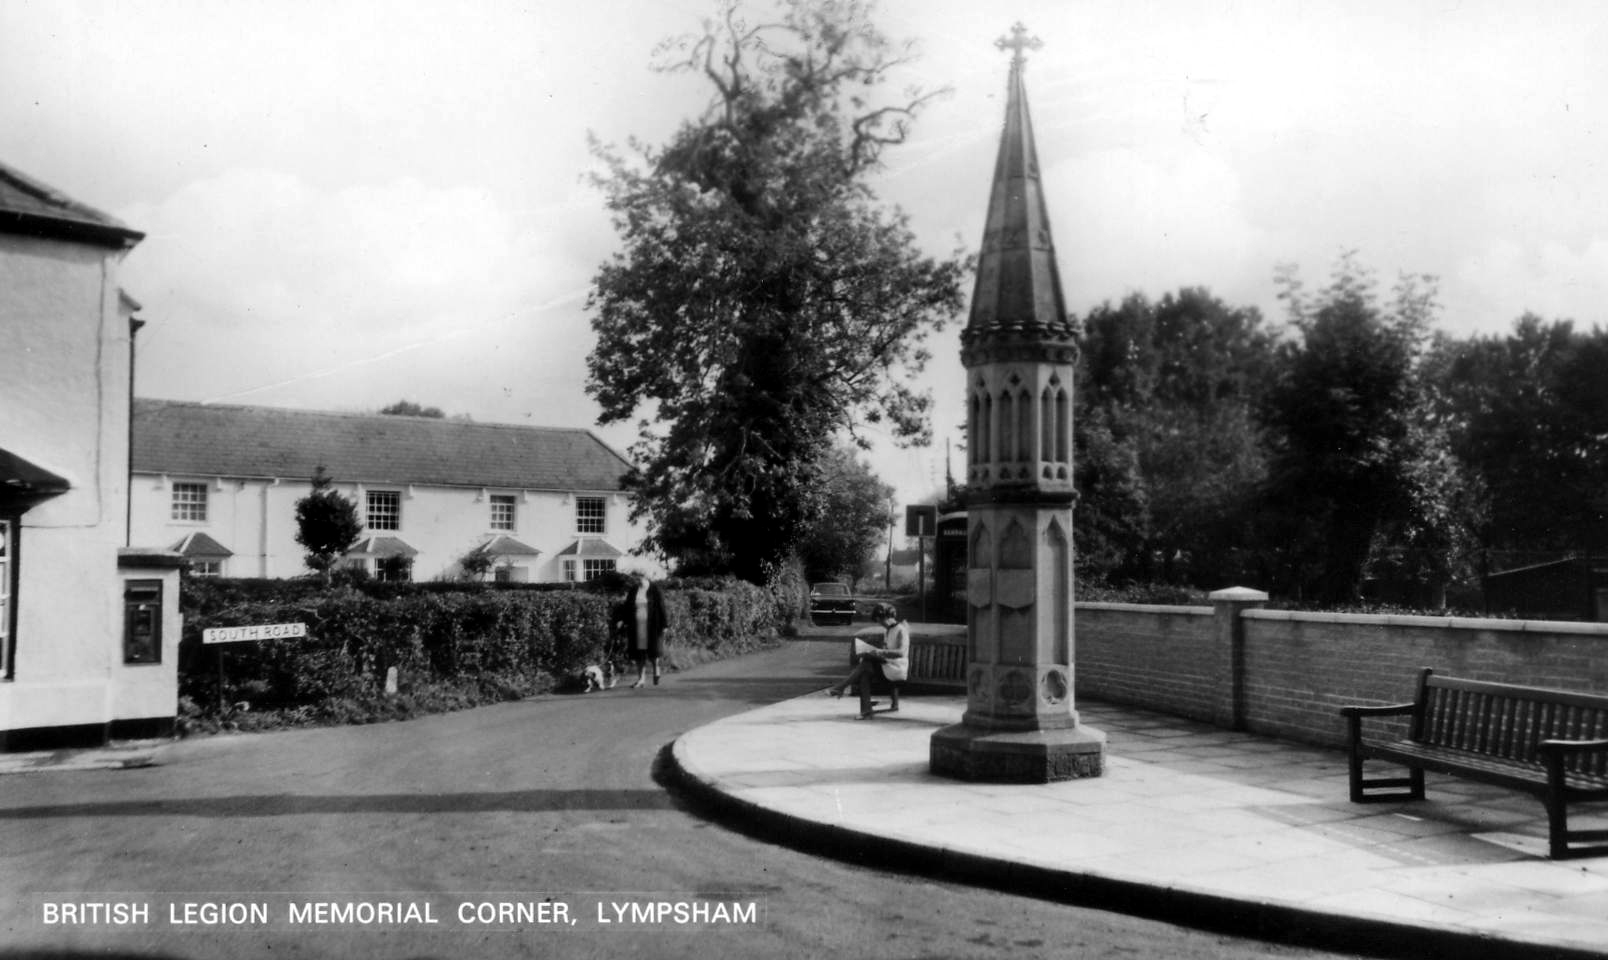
[[826, 604, 909, 719]]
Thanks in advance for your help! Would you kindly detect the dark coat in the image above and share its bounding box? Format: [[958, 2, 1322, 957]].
[[613, 580, 668, 659]]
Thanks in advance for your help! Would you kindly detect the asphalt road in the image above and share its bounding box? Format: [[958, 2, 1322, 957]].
[[1, 630, 1364, 960]]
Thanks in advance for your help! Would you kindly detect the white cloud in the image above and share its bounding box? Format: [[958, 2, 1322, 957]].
[[1050, 143, 1263, 314], [1453, 238, 1608, 333]]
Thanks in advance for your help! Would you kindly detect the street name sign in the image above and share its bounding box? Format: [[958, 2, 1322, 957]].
[[202, 622, 308, 644]]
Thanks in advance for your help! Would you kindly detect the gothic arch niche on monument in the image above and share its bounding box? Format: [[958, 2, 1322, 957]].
[[1040, 384, 1055, 479], [967, 521, 995, 703], [997, 518, 1036, 666], [1016, 387, 1034, 471], [1055, 379, 1070, 473], [967, 386, 980, 468], [997, 369, 1032, 470], [996, 386, 1014, 470], [1047, 516, 1071, 665], [969, 375, 994, 480], [967, 520, 993, 649], [1041, 374, 1071, 480]]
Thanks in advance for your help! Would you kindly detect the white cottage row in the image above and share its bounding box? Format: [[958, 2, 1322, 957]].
[[129, 400, 653, 584]]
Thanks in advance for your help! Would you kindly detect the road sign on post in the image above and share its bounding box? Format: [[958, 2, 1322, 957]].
[[202, 622, 309, 710], [905, 505, 937, 537]]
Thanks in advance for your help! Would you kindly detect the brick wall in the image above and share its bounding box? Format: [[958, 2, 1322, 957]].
[[1074, 602, 1216, 722], [1073, 598, 1608, 750], [1240, 611, 1608, 748]]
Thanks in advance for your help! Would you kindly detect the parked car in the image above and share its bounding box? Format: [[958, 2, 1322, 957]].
[[809, 582, 856, 625]]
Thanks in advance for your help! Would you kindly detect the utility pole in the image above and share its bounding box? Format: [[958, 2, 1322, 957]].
[[918, 521, 928, 623], [885, 497, 894, 592]]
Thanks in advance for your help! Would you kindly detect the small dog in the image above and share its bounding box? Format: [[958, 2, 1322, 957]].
[[581, 662, 617, 693]]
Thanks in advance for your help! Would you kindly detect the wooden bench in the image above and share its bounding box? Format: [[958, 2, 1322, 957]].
[[907, 634, 966, 691], [1341, 667, 1608, 859], [845, 633, 966, 691]]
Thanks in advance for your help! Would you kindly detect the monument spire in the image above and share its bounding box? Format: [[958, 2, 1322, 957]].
[[963, 21, 1075, 366]]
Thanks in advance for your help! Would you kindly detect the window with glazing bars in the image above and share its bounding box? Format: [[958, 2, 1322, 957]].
[[367, 490, 401, 530], [171, 482, 208, 521], [490, 494, 516, 531], [575, 496, 605, 534]]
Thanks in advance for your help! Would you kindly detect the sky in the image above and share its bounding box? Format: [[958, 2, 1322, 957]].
[[4, 0, 1605, 507]]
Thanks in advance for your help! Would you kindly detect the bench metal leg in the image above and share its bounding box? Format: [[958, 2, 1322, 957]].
[[1347, 755, 1426, 804], [1537, 755, 1608, 859], [1347, 717, 1367, 803], [1547, 791, 1569, 860]]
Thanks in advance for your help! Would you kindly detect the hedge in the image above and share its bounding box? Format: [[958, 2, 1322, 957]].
[[178, 576, 783, 732]]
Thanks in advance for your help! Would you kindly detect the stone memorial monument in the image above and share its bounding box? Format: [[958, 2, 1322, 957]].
[[929, 24, 1107, 782]]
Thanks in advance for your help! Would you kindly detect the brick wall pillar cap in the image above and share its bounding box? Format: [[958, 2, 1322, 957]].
[[1208, 586, 1268, 603]]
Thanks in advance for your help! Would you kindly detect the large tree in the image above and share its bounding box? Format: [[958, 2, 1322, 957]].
[[1432, 316, 1608, 558], [1256, 254, 1480, 603], [585, 0, 968, 582], [1075, 288, 1274, 586]]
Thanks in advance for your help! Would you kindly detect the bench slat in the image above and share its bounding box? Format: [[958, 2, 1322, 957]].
[[1498, 696, 1521, 761]]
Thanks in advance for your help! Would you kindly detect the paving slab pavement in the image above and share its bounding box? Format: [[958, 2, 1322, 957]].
[[671, 692, 1608, 959], [0, 740, 162, 774]]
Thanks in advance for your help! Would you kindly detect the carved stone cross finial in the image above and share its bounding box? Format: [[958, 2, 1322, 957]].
[[995, 22, 1042, 64]]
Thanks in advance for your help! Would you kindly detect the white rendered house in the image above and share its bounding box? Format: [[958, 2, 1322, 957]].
[[130, 399, 655, 583], [1, 161, 183, 751]]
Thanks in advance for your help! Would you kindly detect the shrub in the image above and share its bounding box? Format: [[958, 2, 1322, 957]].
[[178, 576, 779, 731], [1076, 581, 1210, 605]]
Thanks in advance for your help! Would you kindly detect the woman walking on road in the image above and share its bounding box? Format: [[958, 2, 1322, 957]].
[[613, 574, 668, 689]]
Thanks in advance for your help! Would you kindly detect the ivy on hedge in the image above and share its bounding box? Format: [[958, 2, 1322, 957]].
[[180, 577, 782, 716]]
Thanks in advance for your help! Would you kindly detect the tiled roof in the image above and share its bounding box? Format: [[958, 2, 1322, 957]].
[[556, 539, 623, 558], [0, 446, 70, 493], [478, 535, 542, 557], [0, 160, 143, 248], [172, 531, 234, 558], [132, 399, 632, 493], [347, 536, 417, 558], [0, 446, 70, 509]]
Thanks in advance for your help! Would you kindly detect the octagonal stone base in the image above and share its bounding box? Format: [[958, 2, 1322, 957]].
[[930, 722, 1106, 783]]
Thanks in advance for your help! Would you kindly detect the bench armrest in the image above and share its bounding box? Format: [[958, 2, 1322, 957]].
[[1537, 738, 1608, 756], [1339, 702, 1414, 718]]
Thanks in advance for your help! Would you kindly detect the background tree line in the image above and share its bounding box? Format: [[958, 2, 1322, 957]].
[[1071, 254, 1608, 606]]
